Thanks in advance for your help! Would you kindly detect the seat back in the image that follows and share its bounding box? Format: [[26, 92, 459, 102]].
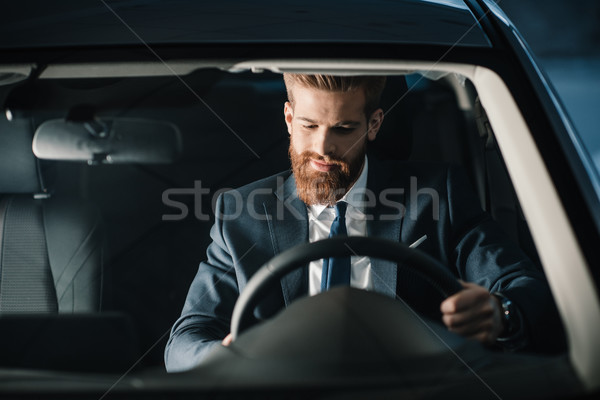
[[43, 195, 106, 312], [0, 195, 58, 312]]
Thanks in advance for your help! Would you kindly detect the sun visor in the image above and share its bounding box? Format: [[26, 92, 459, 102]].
[[33, 118, 182, 164]]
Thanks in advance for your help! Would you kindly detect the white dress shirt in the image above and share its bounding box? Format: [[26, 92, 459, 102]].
[[307, 156, 372, 295]]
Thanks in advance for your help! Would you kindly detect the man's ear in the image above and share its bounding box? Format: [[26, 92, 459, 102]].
[[284, 102, 294, 135], [367, 108, 384, 141]]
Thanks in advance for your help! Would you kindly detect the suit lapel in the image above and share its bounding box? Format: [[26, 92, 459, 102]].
[[366, 157, 405, 298], [264, 174, 309, 306]]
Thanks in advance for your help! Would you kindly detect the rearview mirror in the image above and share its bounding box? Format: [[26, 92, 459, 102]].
[[33, 118, 182, 164]]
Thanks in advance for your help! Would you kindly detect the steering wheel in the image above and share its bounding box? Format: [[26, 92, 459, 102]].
[[231, 236, 463, 340]]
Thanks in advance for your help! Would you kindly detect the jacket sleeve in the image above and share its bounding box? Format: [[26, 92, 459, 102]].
[[446, 166, 566, 353], [164, 193, 240, 372]]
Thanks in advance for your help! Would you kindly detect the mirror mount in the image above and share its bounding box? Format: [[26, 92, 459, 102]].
[[66, 104, 111, 138]]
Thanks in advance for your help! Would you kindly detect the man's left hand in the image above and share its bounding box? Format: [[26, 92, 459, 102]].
[[440, 281, 504, 344]]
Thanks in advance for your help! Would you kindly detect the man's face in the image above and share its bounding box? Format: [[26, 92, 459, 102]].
[[284, 85, 383, 205]]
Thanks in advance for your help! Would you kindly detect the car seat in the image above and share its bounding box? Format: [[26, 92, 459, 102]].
[[0, 117, 106, 313]]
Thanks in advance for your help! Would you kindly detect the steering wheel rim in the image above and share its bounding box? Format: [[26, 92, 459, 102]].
[[231, 236, 462, 340]]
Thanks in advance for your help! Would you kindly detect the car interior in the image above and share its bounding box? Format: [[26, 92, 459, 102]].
[[0, 66, 562, 377]]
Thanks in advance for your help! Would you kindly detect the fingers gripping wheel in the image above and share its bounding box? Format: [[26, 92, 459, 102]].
[[231, 236, 462, 340]]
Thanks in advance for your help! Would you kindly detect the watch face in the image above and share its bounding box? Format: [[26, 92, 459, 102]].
[[494, 293, 518, 339], [503, 298, 513, 316], [502, 297, 521, 337]]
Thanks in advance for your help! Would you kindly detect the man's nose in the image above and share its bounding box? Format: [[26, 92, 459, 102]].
[[313, 128, 335, 156]]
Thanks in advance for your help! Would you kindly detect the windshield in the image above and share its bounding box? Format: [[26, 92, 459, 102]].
[[0, 64, 575, 386]]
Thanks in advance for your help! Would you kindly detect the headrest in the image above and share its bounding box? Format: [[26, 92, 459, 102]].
[[367, 75, 412, 161], [0, 117, 45, 194]]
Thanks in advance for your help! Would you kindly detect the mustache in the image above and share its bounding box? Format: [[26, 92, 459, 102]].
[[297, 151, 348, 167]]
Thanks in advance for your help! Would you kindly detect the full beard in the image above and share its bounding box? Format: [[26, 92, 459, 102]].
[[289, 143, 366, 206]]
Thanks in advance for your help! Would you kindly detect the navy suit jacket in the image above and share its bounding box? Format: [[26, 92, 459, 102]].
[[165, 158, 562, 372]]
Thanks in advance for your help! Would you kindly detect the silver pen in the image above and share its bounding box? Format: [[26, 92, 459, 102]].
[[409, 235, 428, 249]]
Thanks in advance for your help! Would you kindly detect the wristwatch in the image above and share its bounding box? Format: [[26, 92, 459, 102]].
[[493, 293, 527, 350], [496, 293, 520, 336]]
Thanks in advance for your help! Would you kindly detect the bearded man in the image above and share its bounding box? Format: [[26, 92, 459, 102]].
[[165, 74, 562, 372]]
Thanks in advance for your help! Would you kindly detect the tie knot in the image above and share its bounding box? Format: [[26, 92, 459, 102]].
[[334, 201, 347, 219]]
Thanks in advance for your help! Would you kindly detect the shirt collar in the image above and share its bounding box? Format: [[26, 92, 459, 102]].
[[308, 155, 369, 217]]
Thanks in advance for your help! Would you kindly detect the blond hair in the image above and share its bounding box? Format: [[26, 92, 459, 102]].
[[283, 73, 386, 117]]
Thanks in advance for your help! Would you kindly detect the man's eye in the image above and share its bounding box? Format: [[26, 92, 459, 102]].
[[333, 127, 354, 133], [303, 125, 317, 129]]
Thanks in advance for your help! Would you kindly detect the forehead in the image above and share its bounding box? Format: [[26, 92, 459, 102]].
[[291, 85, 366, 120]]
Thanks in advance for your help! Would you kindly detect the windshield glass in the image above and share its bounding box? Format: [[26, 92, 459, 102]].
[[0, 66, 569, 371]]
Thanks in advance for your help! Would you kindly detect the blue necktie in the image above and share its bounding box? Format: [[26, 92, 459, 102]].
[[321, 201, 351, 291]]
